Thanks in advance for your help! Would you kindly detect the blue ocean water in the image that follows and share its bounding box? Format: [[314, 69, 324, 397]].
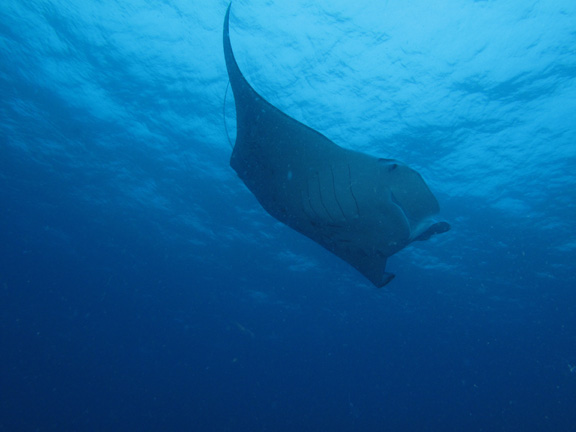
[[1, 0, 576, 430]]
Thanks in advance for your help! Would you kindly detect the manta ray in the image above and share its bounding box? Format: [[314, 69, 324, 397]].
[[222, 4, 450, 287]]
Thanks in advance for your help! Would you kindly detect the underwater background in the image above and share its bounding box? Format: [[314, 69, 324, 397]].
[[1, 0, 575, 430]]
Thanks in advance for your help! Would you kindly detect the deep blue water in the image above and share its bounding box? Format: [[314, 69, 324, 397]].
[[1, 0, 576, 431]]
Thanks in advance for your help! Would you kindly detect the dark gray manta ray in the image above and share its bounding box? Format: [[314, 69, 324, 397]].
[[223, 4, 450, 287]]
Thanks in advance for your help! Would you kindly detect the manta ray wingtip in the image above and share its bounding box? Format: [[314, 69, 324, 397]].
[[377, 273, 396, 288]]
